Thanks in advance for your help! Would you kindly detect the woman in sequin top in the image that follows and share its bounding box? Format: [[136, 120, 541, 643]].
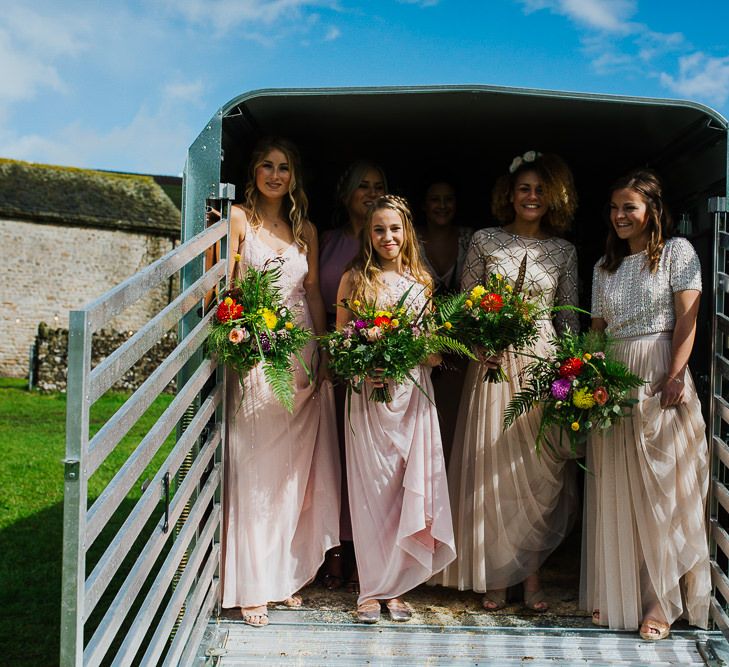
[[433, 152, 580, 613], [581, 169, 710, 641]]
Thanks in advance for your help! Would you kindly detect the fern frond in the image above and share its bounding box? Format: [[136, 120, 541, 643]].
[[263, 362, 295, 413]]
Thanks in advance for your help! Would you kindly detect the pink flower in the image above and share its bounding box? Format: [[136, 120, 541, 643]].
[[228, 328, 245, 344], [364, 326, 383, 342], [593, 386, 609, 405]]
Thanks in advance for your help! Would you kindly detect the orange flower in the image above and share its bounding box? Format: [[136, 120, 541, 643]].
[[480, 293, 504, 313], [374, 315, 391, 327], [593, 386, 609, 406]]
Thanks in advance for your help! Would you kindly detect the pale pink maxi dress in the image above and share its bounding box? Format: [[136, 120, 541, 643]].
[[581, 237, 710, 630], [221, 221, 340, 609], [435, 227, 580, 593], [346, 273, 456, 605]]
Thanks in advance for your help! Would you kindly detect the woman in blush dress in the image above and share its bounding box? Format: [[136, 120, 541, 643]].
[[582, 169, 710, 641], [318, 160, 387, 593], [435, 151, 580, 612], [335, 195, 456, 623], [417, 177, 473, 464], [221, 137, 340, 627]]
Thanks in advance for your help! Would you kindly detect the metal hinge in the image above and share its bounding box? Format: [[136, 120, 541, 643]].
[[709, 196, 729, 213], [218, 182, 236, 201], [64, 459, 80, 481]]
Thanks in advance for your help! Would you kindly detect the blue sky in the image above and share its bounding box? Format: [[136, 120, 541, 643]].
[[3, 0, 729, 175]]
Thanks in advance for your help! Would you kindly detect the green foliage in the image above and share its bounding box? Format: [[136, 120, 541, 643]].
[[207, 257, 312, 411]]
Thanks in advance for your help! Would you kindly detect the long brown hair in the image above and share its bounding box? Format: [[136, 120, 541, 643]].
[[600, 168, 672, 274], [491, 152, 577, 234], [349, 195, 432, 304], [243, 137, 309, 251]]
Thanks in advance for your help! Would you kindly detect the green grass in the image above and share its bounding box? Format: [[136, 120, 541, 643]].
[[0, 378, 175, 667]]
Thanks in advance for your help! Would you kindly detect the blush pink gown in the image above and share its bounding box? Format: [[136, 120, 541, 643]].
[[221, 222, 341, 609], [345, 273, 456, 604]]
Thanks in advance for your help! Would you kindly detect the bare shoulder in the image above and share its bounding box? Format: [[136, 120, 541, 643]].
[[301, 219, 318, 243], [229, 205, 249, 237]]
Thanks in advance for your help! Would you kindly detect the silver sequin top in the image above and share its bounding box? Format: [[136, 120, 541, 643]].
[[591, 237, 701, 339], [461, 227, 579, 333]]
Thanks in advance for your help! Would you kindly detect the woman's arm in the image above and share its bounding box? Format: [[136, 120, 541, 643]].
[[660, 289, 700, 408], [335, 270, 354, 331], [302, 221, 327, 337], [228, 206, 247, 281], [591, 317, 607, 333]]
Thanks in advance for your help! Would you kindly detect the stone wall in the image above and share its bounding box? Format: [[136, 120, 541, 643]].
[[34, 323, 178, 393], [1, 218, 178, 378]]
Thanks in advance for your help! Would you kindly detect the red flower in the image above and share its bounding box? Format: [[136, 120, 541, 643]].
[[216, 299, 243, 323], [480, 293, 504, 312], [558, 357, 584, 378], [593, 386, 609, 406], [374, 315, 391, 327]]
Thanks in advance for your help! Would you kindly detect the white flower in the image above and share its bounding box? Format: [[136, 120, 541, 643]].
[[509, 150, 542, 173], [509, 156, 523, 174], [523, 150, 537, 162]]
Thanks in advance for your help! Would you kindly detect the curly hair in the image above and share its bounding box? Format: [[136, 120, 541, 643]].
[[491, 152, 577, 234], [600, 168, 673, 274], [349, 195, 433, 304], [243, 137, 309, 252], [333, 159, 388, 227]]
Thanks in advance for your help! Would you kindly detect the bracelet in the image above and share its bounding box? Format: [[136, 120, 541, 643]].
[[667, 375, 684, 384]]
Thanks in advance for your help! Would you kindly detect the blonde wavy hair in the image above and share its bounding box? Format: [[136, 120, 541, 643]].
[[491, 152, 577, 234], [333, 159, 388, 227], [349, 195, 433, 304], [601, 168, 673, 274], [243, 137, 309, 252]]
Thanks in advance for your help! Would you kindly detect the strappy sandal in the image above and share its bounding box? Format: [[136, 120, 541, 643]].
[[482, 590, 507, 611], [592, 609, 601, 626], [523, 589, 549, 613], [282, 593, 303, 607], [356, 599, 381, 624], [385, 598, 412, 622], [346, 572, 360, 595], [639, 618, 670, 641], [241, 605, 269, 627], [321, 550, 344, 590]]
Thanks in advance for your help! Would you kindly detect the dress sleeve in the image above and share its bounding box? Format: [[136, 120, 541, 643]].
[[591, 260, 605, 320], [669, 238, 702, 293], [554, 243, 579, 334], [460, 232, 486, 292]]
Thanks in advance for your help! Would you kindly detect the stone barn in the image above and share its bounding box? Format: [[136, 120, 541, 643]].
[[0, 158, 180, 379]]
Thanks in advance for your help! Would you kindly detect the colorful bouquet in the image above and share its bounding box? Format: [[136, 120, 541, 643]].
[[453, 255, 542, 382], [207, 255, 312, 412], [503, 329, 644, 455], [323, 288, 472, 402]]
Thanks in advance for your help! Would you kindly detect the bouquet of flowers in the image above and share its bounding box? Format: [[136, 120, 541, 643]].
[[207, 255, 312, 412], [323, 287, 472, 402], [503, 329, 644, 455], [453, 254, 542, 382]]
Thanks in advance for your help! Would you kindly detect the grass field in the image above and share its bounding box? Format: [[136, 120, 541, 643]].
[[0, 378, 175, 667]]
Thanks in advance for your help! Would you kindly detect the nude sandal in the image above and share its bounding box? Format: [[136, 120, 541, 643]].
[[639, 618, 670, 641], [523, 589, 549, 612], [356, 599, 381, 624], [241, 605, 269, 627], [482, 590, 507, 611]]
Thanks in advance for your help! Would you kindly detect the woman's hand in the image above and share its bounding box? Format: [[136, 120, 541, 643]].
[[316, 350, 332, 388], [365, 368, 386, 389], [474, 346, 503, 369], [658, 373, 686, 409], [426, 353, 443, 368]]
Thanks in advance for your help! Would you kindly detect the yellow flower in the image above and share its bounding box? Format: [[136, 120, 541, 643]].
[[233, 253, 241, 262], [583, 353, 592, 360], [285, 321, 294, 330], [572, 387, 596, 409], [352, 300, 361, 307], [444, 321, 453, 330], [571, 421, 580, 431], [260, 308, 278, 329], [224, 297, 233, 306], [495, 273, 503, 281], [465, 299, 473, 309], [390, 319, 399, 328], [505, 284, 513, 292], [470, 285, 486, 300]]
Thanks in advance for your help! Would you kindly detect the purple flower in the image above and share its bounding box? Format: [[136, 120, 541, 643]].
[[342, 325, 355, 339], [592, 351, 605, 360], [410, 324, 421, 337], [259, 332, 271, 353], [354, 319, 367, 330], [551, 378, 571, 401]]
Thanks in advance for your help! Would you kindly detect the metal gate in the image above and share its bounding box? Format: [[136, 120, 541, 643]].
[[59, 113, 233, 665], [710, 194, 729, 638]]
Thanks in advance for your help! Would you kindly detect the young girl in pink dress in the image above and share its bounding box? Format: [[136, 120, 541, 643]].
[[221, 138, 340, 627], [335, 195, 456, 623]]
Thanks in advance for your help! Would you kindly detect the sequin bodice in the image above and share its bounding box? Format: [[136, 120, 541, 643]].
[[378, 272, 429, 315], [461, 227, 579, 332], [591, 237, 701, 339]]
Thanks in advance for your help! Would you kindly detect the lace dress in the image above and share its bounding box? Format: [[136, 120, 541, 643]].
[[221, 222, 340, 608], [434, 227, 579, 592], [581, 237, 710, 630], [346, 272, 456, 604]]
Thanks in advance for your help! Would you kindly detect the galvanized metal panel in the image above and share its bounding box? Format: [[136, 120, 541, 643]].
[[86, 308, 216, 477], [108, 478, 221, 666], [60, 309, 92, 667], [176, 581, 222, 667], [83, 455, 221, 666], [84, 219, 226, 332], [84, 391, 221, 617], [714, 436, 729, 472], [85, 357, 216, 547], [88, 259, 225, 403]]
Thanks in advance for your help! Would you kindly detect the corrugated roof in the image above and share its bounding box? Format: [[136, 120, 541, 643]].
[[0, 158, 180, 237]]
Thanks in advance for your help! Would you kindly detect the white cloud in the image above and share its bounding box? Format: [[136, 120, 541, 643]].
[[162, 80, 206, 105], [324, 25, 341, 41], [518, 0, 635, 33], [660, 52, 729, 106], [398, 0, 440, 7]]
